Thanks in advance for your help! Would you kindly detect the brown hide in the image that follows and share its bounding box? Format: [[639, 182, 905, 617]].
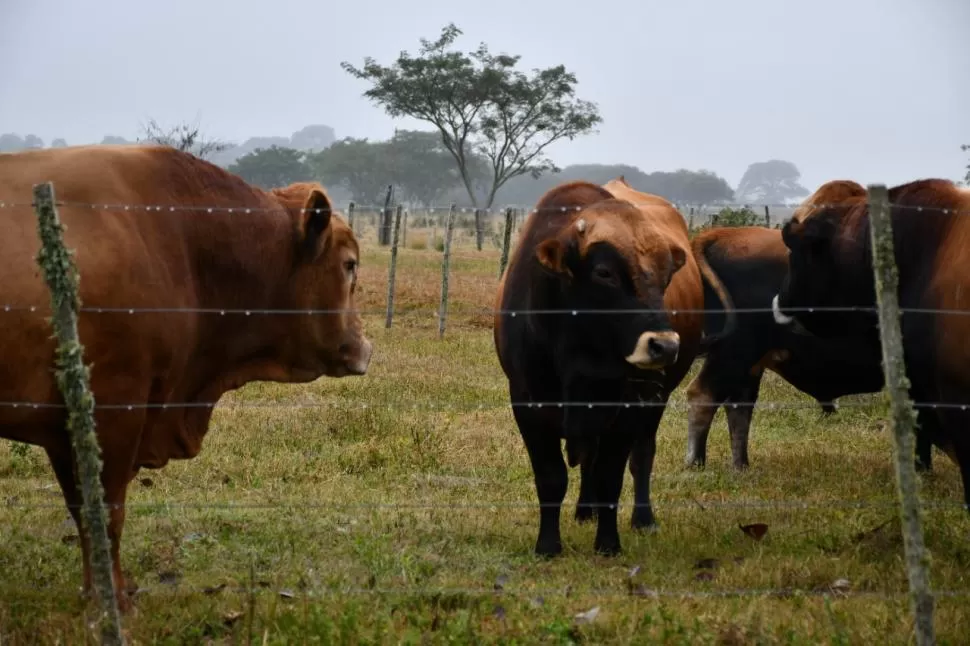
[[0, 144, 372, 611]]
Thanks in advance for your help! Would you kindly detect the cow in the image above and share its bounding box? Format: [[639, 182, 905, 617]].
[[771, 177, 970, 512], [493, 177, 703, 557], [0, 144, 373, 611], [683, 221, 894, 471]]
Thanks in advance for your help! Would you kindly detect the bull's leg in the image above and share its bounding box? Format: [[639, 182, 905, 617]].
[[574, 441, 598, 524], [685, 363, 720, 468], [724, 373, 763, 470], [592, 429, 637, 555], [512, 404, 568, 558], [46, 440, 137, 612], [629, 405, 665, 531]]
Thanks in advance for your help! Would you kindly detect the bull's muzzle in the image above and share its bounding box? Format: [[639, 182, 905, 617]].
[[343, 336, 374, 375], [625, 330, 680, 370], [771, 294, 794, 326]]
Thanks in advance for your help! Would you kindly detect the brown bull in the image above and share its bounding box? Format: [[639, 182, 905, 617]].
[[773, 177, 969, 511], [493, 177, 702, 556], [0, 144, 373, 611]]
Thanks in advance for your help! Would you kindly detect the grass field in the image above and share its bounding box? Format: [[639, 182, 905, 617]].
[[1, 226, 969, 645]]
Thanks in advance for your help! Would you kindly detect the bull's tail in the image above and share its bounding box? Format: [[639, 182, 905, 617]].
[[692, 233, 737, 353]]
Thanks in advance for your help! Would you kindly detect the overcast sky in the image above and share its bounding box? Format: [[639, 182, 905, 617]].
[[1, 0, 967, 191]]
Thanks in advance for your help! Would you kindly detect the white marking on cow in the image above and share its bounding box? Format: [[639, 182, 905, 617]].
[[772, 294, 794, 325], [576, 218, 587, 233]]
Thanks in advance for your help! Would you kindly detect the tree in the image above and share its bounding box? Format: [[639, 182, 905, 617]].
[[138, 118, 231, 161], [51, 138, 68, 148], [308, 137, 392, 205], [341, 23, 602, 211], [384, 129, 490, 207], [227, 146, 313, 189], [734, 159, 810, 205]]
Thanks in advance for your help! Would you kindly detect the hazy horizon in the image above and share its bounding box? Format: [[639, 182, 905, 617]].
[[2, 0, 967, 192]]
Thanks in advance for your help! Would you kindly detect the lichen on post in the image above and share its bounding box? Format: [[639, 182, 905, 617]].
[[32, 181, 126, 646], [866, 183, 935, 645]]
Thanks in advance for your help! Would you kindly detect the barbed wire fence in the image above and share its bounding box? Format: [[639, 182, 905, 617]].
[[3, 183, 968, 644]]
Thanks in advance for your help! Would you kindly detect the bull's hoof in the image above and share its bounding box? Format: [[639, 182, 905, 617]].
[[685, 455, 706, 469], [630, 503, 657, 531], [574, 504, 596, 524], [594, 536, 622, 556], [534, 538, 563, 558], [732, 460, 750, 471]]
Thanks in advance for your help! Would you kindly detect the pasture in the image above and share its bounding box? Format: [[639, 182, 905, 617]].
[[2, 220, 969, 645]]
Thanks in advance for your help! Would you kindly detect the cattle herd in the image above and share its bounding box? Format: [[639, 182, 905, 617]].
[[1, 144, 968, 612]]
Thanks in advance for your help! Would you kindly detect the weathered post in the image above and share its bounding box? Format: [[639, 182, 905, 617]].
[[867, 183, 935, 646], [346, 201, 356, 236], [474, 208, 485, 251], [499, 207, 515, 278], [385, 204, 404, 329], [438, 203, 457, 339], [32, 182, 126, 646], [764, 205, 770, 228], [379, 185, 393, 246]]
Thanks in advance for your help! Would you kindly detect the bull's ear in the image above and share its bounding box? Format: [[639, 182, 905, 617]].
[[301, 188, 333, 250], [536, 238, 566, 274], [669, 241, 688, 274]]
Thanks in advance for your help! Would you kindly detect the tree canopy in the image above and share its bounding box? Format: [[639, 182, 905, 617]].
[[961, 143, 969, 185], [341, 23, 601, 209], [227, 145, 314, 190], [733, 159, 810, 204]]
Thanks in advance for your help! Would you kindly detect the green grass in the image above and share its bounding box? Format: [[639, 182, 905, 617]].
[[2, 227, 969, 644]]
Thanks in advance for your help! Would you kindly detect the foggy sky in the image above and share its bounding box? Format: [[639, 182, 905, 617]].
[[1, 0, 968, 193]]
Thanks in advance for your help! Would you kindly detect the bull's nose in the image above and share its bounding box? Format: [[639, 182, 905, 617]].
[[344, 337, 373, 376], [625, 330, 680, 369]]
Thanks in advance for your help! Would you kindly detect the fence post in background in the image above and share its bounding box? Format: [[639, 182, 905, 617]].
[[474, 208, 485, 251], [32, 182, 126, 646], [764, 205, 770, 228], [438, 203, 457, 339], [499, 207, 514, 278], [346, 201, 356, 236], [379, 185, 393, 246], [867, 183, 935, 645], [401, 208, 409, 248], [385, 204, 404, 329]]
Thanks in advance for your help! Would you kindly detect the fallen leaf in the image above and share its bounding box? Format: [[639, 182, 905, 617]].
[[574, 606, 600, 624], [830, 578, 851, 594], [739, 523, 769, 541], [279, 589, 295, 600], [628, 565, 641, 578], [223, 611, 244, 627]]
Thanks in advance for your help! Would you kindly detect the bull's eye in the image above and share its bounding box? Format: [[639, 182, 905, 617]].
[[592, 265, 616, 284], [344, 259, 358, 274]]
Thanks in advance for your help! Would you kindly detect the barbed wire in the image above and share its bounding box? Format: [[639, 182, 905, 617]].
[[0, 304, 967, 316], [5, 583, 969, 601], [5, 499, 968, 512], [0, 199, 967, 217]]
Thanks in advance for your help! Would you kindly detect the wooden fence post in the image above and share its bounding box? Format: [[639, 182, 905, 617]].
[[401, 208, 409, 248], [379, 185, 393, 246], [764, 205, 770, 228], [32, 182, 126, 646], [385, 204, 404, 329], [499, 207, 515, 278], [438, 204, 457, 339], [474, 208, 485, 251], [867, 183, 935, 645], [346, 201, 356, 236]]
